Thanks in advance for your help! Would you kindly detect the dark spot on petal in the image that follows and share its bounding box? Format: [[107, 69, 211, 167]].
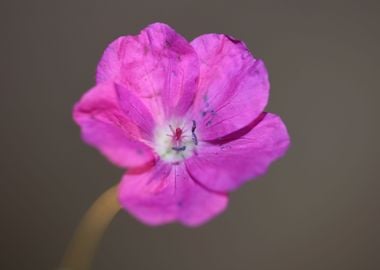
[[143, 45, 148, 55], [165, 39, 172, 47], [203, 95, 209, 107]]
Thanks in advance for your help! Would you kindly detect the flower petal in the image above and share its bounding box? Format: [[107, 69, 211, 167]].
[[115, 83, 155, 139], [73, 82, 156, 168], [190, 34, 269, 140], [186, 113, 290, 192], [96, 22, 199, 120], [118, 162, 228, 227]]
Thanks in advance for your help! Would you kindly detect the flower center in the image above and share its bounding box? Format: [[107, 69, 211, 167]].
[[153, 119, 198, 163]]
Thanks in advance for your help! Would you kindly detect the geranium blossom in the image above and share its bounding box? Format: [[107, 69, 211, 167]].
[[73, 23, 290, 226]]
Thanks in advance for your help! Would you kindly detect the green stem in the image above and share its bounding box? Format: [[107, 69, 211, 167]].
[[60, 185, 121, 270]]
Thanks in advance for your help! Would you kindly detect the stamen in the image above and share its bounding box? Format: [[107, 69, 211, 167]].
[[192, 134, 198, 145], [191, 120, 198, 145], [172, 146, 186, 152]]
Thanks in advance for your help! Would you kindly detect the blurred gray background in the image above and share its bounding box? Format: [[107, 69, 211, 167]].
[[1, 0, 379, 269]]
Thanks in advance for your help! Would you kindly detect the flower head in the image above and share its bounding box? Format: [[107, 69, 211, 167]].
[[73, 23, 290, 227]]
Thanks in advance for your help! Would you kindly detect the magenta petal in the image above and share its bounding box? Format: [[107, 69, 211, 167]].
[[96, 36, 124, 84], [73, 83, 155, 168], [118, 163, 228, 227], [190, 34, 269, 140], [96, 23, 199, 119], [115, 83, 155, 139], [186, 113, 290, 192]]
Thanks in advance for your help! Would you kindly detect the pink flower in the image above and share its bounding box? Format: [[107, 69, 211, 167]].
[[73, 23, 290, 227]]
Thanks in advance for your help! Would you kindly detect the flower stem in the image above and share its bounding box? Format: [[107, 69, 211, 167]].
[[60, 185, 121, 270]]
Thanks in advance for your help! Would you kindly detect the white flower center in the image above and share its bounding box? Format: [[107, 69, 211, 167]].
[[153, 119, 198, 163]]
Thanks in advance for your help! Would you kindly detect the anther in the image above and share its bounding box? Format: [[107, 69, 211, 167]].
[[172, 146, 186, 152], [191, 120, 198, 145]]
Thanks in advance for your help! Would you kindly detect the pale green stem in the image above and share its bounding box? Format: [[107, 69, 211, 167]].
[[59, 185, 121, 270]]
